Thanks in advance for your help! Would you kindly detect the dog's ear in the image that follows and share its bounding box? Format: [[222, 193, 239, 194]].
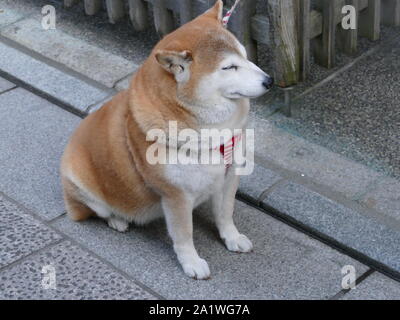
[[155, 50, 193, 82], [204, 0, 223, 23]]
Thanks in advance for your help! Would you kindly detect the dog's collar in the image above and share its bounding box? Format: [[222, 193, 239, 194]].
[[218, 133, 242, 170]]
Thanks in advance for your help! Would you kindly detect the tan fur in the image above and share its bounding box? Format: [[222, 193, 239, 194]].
[[61, 1, 236, 221], [61, 1, 269, 279]]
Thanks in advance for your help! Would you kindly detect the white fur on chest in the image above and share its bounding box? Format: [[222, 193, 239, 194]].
[[165, 161, 225, 204], [164, 100, 249, 203]]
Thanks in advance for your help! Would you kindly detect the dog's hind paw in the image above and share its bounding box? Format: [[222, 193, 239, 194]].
[[182, 257, 211, 280], [224, 234, 253, 253], [107, 217, 129, 233]]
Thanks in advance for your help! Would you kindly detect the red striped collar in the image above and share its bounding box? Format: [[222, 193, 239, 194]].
[[219, 134, 242, 170]]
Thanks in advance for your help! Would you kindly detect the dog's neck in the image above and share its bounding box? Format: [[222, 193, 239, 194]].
[[127, 63, 197, 137], [177, 95, 249, 131]]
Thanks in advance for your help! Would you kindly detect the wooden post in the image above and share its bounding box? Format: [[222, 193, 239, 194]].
[[268, 0, 300, 87], [64, 0, 79, 7], [314, 0, 337, 68], [359, 0, 381, 41], [84, 0, 102, 15], [381, 0, 400, 25], [106, 0, 126, 24], [338, 0, 359, 55], [297, 0, 311, 81], [180, 0, 193, 25], [229, 0, 258, 62], [129, 0, 149, 31], [153, 0, 175, 37], [250, 14, 270, 46]]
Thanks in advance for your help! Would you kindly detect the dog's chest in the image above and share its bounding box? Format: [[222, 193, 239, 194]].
[[165, 162, 225, 198]]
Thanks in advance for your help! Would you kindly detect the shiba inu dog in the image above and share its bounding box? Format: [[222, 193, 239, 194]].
[[61, 0, 273, 280]]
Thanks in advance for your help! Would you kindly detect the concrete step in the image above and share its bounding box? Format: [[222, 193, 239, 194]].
[[0, 0, 154, 89], [51, 200, 370, 299]]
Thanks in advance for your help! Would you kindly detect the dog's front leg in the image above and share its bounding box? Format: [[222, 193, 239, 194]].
[[212, 173, 253, 253], [162, 196, 210, 280]]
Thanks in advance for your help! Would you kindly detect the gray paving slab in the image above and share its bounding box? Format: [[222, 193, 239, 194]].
[[249, 115, 382, 200], [0, 194, 62, 268], [341, 272, 400, 300], [52, 201, 367, 299], [0, 0, 43, 19], [0, 5, 26, 29], [0, 41, 110, 112], [1, 18, 138, 88], [238, 163, 282, 202], [0, 88, 81, 220], [115, 74, 134, 92], [268, 34, 400, 179], [361, 177, 400, 222], [261, 182, 400, 276], [0, 76, 15, 92], [0, 241, 157, 300], [86, 95, 113, 114], [0, 0, 157, 65]]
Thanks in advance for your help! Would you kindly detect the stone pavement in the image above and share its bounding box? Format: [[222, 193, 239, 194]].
[[0, 0, 399, 300]]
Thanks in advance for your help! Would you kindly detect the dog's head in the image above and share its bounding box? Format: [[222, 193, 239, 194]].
[[153, 1, 272, 111]]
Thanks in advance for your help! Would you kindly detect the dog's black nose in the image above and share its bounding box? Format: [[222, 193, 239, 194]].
[[263, 77, 274, 89]]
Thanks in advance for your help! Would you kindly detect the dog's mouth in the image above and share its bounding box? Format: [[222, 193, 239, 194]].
[[230, 92, 265, 99]]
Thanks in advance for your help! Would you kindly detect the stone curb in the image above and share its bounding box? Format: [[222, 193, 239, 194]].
[[238, 163, 400, 282], [0, 37, 113, 115], [0, 18, 138, 88]]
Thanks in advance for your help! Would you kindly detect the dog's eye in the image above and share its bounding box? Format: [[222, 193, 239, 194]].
[[222, 65, 238, 71]]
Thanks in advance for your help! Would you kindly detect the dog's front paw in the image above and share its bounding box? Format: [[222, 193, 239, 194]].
[[224, 234, 253, 253], [181, 257, 211, 280]]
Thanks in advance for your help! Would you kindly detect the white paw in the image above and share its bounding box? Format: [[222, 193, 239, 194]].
[[107, 217, 129, 233], [224, 234, 253, 253], [181, 257, 211, 280]]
